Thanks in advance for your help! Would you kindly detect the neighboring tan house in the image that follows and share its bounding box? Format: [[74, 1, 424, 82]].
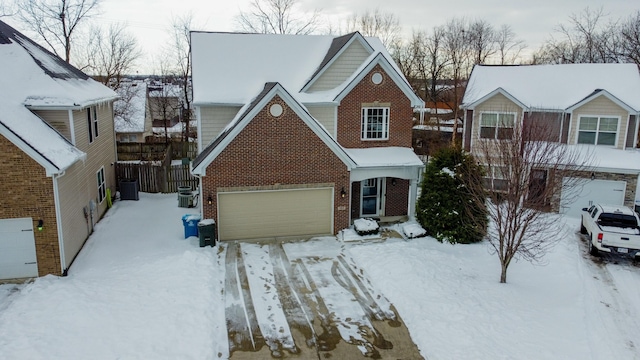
[[114, 80, 151, 143], [0, 20, 118, 280], [191, 31, 424, 241], [462, 63, 640, 217]]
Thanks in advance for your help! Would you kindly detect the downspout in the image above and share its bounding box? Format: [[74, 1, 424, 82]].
[[67, 109, 76, 145], [52, 172, 67, 275]]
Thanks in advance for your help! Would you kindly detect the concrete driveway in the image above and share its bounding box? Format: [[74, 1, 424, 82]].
[[222, 237, 423, 359]]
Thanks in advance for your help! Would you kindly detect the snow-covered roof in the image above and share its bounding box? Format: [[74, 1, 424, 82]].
[[345, 147, 424, 167], [568, 144, 640, 173], [114, 82, 147, 133], [0, 20, 116, 173], [148, 83, 182, 99], [462, 64, 640, 111], [190, 31, 420, 107]]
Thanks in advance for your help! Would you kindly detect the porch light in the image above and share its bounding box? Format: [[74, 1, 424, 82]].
[[207, 195, 213, 205], [392, 178, 397, 186], [37, 219, 43, 231], [591, 172, 596, 180], [340, 187, 346, 198]]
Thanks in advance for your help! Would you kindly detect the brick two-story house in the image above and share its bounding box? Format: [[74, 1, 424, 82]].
[[462, 64, 640, 217], [0, 21, 118, 280], [190, 32, 424, 241]]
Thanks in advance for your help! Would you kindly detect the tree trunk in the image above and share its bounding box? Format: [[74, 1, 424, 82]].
[[500, 262, 508, 283]]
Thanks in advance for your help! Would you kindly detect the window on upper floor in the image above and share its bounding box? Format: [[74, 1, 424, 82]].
[[87, 106, 98, 143], [97, 167, 106, 203], [577, 116, 618, 146], [361, 107, 389, 140], [479, 112, 515, 140]]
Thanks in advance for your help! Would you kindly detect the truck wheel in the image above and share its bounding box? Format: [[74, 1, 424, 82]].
[[580, 223, 587, 234], [589, 238, 599, 257]]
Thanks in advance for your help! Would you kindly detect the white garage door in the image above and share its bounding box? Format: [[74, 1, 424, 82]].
[[218, 188, 333, 241], [0, 218, 38, 280], [560, 178, 626, 218]]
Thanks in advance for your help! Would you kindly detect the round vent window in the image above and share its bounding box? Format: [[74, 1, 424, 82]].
[[270, 104, 283, 117], [371, 72, 383, 84]]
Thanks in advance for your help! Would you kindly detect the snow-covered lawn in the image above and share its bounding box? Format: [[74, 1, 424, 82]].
[[1, 193, 640, 359]]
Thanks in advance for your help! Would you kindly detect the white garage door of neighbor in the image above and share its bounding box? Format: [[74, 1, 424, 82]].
[[560, 178, 626, 218], [218, 188, 333, 241], [0, 218, 38, 280]]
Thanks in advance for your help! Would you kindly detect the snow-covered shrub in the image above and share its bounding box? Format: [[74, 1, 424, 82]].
[[402, 222, 427, 239], [353, 218, 379, 236]]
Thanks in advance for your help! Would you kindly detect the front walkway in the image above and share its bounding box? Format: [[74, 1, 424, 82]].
[[222, 237, 422, 359]]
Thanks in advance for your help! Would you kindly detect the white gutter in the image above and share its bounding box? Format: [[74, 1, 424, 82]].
[[52, 172, 67, 274]]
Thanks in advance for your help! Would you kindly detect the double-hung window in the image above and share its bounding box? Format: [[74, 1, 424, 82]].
[[361, 107, 389, 140], [577, 116, 618, 146], [479, 112, 515, 140], [97, 167, 106, 203], [87, 106, 98, 143], [483, 166, 508, 192]]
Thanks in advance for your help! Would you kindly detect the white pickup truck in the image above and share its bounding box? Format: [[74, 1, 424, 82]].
[[581, 204, 640, 257]]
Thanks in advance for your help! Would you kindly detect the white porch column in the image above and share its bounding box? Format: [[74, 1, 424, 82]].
[[408, 178, 419, 220]]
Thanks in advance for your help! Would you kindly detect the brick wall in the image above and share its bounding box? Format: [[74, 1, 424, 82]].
[[0, 135, 60, 276], [201, 96, 351, 234], [337, 64, 413, 148]]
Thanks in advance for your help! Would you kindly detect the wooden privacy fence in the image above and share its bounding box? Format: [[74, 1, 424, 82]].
[[116, 163, 198, 193]]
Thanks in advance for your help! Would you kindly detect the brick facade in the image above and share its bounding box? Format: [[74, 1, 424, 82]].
[[337, 64, 413, 148], [0, 135, 60, 276], [202, 96, 351, 234]]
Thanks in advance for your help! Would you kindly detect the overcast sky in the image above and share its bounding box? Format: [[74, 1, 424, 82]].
[[13, 0, 640, 73]]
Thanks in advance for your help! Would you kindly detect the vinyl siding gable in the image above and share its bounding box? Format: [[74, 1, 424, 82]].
[[307, 40, 370, 92], [570, 95, 630, 149], [34, 110, 72, 142], [199, 105, 242, 147], [470, 92, 523, 150], [307, 105, 336, 138]]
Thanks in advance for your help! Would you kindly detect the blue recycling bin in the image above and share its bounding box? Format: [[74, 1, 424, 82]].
[[181, 214, 201, 239]]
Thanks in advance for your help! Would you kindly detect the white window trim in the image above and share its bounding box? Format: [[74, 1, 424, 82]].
[[97, 167, 106, 204], [478, 111, 517, 140], [575, 114, 620, 147], [361, 107, 390, 140], [360, 178, 386, 217], [87, 105, 98, 143]]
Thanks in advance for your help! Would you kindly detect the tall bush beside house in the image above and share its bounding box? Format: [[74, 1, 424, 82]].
[[416, 146, 487, 244]]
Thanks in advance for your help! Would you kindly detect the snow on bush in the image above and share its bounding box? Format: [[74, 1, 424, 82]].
[[354, 218, 379, 236], [402, 223, 427, 239]]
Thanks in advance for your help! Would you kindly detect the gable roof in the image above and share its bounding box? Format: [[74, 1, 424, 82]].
[[462, 64, 640, 112], [0, 20, 115, 174], [191, 82, 356, 175], [190, 31, 419, 107]]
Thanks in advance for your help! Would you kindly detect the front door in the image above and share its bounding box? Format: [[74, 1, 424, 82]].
[[361, 178, 385, 217]]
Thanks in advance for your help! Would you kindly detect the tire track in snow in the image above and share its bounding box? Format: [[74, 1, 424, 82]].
[[224, 242, 264, 355], [268, 243, 317, 353]]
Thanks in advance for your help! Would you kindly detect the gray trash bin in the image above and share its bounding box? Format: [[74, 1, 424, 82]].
[[198, 219, 216, 247]]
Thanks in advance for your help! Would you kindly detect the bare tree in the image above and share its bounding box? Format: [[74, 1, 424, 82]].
[[343, 8, 402, 49], [82, 23, 141, 89], [17, 0, 100, 63], [113, 81, 144, 127], [467, 118, 593, 283], [534, 7, 621, 64], [620, 11, 640, 65], [467, 19, 497, 65], [496, 25, 526, 65], [235, 0, 320, 35], [442, 18, 472, 140], [166, 13, 195, 144]]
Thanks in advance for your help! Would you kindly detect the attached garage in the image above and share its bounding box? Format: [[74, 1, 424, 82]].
[[0, 218, 38, 280], [217, 187, 334, 241], [560, 178, 626, 218]]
